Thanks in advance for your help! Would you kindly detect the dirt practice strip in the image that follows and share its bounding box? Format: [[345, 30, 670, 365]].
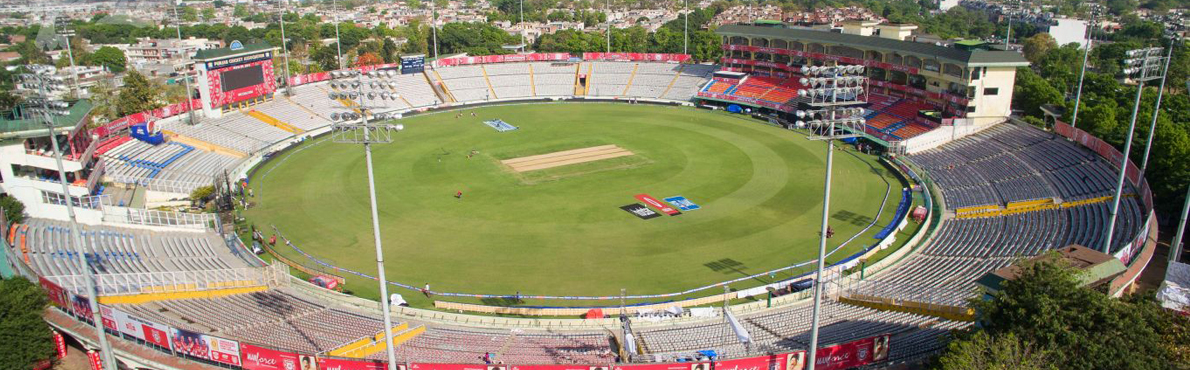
[[502, 145, 635, 172]]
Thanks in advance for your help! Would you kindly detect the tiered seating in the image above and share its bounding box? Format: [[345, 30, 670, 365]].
[[93, 136, 133, 157], [255, 99, 331, 131], [102, 140, 239, 192], [856, 123, 1149, 307], [387, 327, 614, 364], [624, 63, 681, 98], [11, 219, 243, 277], [862, 95, 935, 140], [662, 64, 717, 101], [529, 62, 579, 97], [485, 64, 534, 99], [436, 65, 494, 102]]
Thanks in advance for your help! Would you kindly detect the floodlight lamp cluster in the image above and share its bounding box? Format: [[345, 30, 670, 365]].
[[801, 65, 865, 76], [330, 69, 399, 79], [328, 91, 402, 101], [330, 111, 399, 122], [330, 80, 403, 91], [1123, 47, 1165, 77], [793, 107, 866, 129], [26, 98, 71, 117]]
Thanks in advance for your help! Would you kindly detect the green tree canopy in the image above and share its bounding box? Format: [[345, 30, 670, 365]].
[[85, 46, 126, 73], [933, 256, 1190, 369], [116, 70, 163, 116], [0, 194, 26, 224], [0, 277, 54, 368]]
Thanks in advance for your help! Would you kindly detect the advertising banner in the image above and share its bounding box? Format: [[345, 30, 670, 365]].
[[87, 351, 103, 370], [91, 99, 201, 139], [324, 358, 392, 370], [582, 53, 691, 62], [39, 276, 68, 308], [141, 321, 171, 349], [613, 362, 709, 370], [811, 334, 890, 370], [636, 194, 681, 216], [435, 53, 572, 67], [206, 59, 277, 107], [716, 353, 791, 370], [169, 327, 241, 366], [70, 293, 94, 323], [511, 365, 604, 370], [99, 305, 118, 332], [664, 196, 700, 211], [411, 364, 501, 370], [620, 203, 660, 219], [52, 331, 67, 359], [241, 344, 310, 370]]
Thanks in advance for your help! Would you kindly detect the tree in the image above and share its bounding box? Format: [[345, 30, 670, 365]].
[[933, 331, 1056, 370], [116, 70, 163, 116], [0, 276, 54, 368], [0, 194, 26, 224], [181, 6, 199, 22], [939, 256, 1190, 370], [1021, 33, 1058, 64], [87, 78, 119, 122], [355, 52, 383, 67], [233, 4, 250, 17], [85, 46, 126, 73], [202, 8, 216, 21], [1011, 68, 1063, 118], [190, 185, 215, 203]]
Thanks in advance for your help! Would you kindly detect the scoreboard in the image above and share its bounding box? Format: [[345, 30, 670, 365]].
[[401, 55, 426, 74]]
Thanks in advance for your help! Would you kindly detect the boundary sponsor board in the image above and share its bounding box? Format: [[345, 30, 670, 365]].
[[620, 203, 660, 219], [716, 353, 789, 370], [39, 277, 68, 308], [169, 327, 241, 366], [240, 344, 304, 370], [321, 358, 390, 370], [410, 364, 493, 370], [99, 305, 118, 332], [812, 334, 889, 370], [612, 362, 710, 370], [663, 196, 700, 211], [511, 365, 603, 370], [636, 194, 681, 216]]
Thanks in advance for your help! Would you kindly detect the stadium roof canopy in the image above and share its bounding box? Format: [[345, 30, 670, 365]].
[[716, 24, 1029, 68], [975, 245, 1126, 294]]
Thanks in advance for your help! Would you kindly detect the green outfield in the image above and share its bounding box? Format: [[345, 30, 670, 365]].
[[243, 103, 906, 308]]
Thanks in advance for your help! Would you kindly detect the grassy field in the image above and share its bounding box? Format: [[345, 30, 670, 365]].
[[244, 103, 904, 308]]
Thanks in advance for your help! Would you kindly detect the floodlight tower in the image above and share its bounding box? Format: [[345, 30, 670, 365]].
[[171, 2, 197, 125], [795, 64, 868, 370], [1138, 37, 1177, 175], [328, 69, 403, 370], [1069, 5, 1101, 130], [23, 72, 117, 370], [1172, 79, 1190, 267], [278, 0, 294, 96], [333, 0, 344, 69], [1102, 46, 1167, 255]]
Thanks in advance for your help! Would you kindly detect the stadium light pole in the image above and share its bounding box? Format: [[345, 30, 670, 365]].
[[328, 69, 403, 370], [1170, 184, 1190, 267], [26, 74, 118, 370], [333, 0, 344, 69], [1103, 46, 1166, 254], [278, 0, 294, 96], [52, 19, 81, 99], [171, 2, 196, 125], [1172, 78, 1190, 267], [683, 0, 688, 55], [1069, 7, 1099, 130], [796, 65, 868, 370], [520, 0, 525, 48], [432, 2, 439, 59], [1138, 39, 1176, 175]]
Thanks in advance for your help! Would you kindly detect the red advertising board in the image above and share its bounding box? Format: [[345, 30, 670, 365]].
[[142, 322, 171, 349], [582, 53, 691, 62], [169, 327, 241, 366], [715, 353, 788, 370], [39, 276, 68, 308], [636, 194, 680, 216], [435, 53, 572, 67], [99, 305, 118, 332], [613, 362, 707, 370], [87, 351, 103, 370], [323, 358, 390, 370], [52, 331, 67, 359], [70, 293, 94, 322], [511, 365, 601, 370], [812, 334, 890, 370], [241, 344, 308, 370], [206, 59, 277, 107]]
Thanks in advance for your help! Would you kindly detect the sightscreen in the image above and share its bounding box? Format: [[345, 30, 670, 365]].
[[220, 65, 264, 92]]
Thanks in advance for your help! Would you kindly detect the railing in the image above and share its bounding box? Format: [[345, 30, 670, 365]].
[[85, 158, 105, 192], [45, 264, 288, 297], [101, 205, 216, 230], [105, 174, 209, 195]]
